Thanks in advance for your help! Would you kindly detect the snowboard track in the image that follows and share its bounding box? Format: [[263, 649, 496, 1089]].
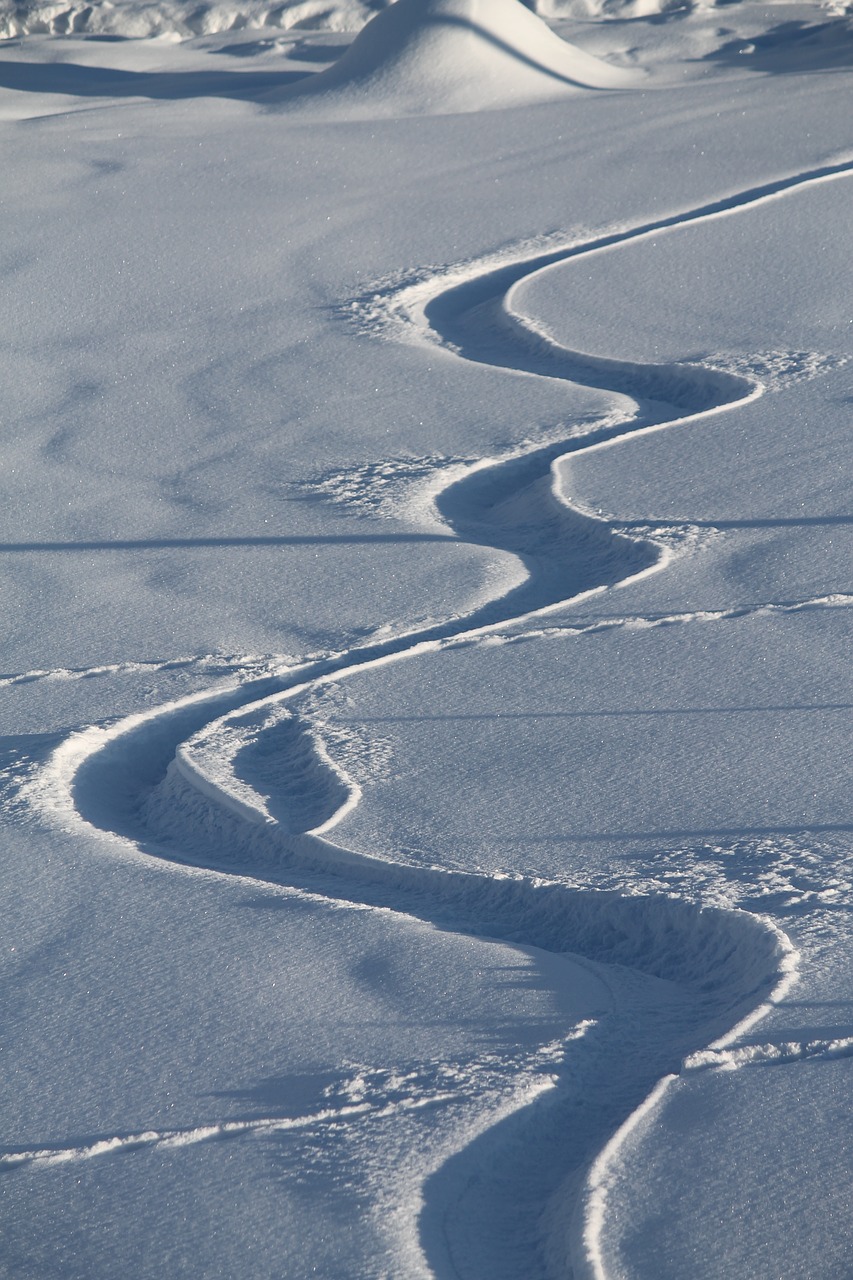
[[23, 157, 853, 1279]]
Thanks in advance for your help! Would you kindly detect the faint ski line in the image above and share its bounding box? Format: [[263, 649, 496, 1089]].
[[474, 592, 853, 646], [0, 1095, 461, 1174], [5, 587, 848, 693], [0, 654, 291, 692]]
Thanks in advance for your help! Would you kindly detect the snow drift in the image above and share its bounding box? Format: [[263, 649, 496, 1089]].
[[277, 0, 640, 116]]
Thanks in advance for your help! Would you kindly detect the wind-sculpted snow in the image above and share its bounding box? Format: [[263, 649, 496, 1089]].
[[26, 160, 853, 1275], [275, 0, 640, 115], [6, 0, 821, 42], [0, 0, 384, 40]]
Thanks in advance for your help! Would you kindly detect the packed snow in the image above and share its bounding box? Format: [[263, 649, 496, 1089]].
[[1, 0, 852, 1276]]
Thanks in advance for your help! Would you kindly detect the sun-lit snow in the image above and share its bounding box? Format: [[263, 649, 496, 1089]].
[[273, 0, 641, 116], [2, 0, 852, 1276]]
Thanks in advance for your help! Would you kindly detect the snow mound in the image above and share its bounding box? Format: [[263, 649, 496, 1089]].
[[281, 0, 640, 116]]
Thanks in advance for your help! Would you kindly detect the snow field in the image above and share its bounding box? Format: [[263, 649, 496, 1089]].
[[2, 1, 853, 1276]]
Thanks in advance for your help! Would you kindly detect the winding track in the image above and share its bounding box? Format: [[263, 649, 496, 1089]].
[[25, 157, 853, 1278]]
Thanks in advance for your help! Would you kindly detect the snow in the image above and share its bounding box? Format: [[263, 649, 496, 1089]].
[[273, 0, 642, 116], [2, 0, 853, 1276], [0, 0, 384, 41]]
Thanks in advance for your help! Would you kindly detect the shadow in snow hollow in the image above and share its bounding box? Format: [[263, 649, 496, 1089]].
[[0, 59, 312, 100]]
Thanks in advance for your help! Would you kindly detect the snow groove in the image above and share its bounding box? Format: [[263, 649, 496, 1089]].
[[354, 154, 853, 365], [26, 158, 853, 1276]]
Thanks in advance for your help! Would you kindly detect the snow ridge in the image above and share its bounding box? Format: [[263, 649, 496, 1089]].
[[0, 652, 290, 692], [0, 0, 384, 41], [25, 157, 853, 1274], [684, 1036, 853, 1072]]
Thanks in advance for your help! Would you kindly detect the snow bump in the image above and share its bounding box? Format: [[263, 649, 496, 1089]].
[[275, 0, 641, 115]]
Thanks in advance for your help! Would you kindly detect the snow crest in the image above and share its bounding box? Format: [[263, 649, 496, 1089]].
[[0, 0, 385, 40], [5, 0, 841, 42]]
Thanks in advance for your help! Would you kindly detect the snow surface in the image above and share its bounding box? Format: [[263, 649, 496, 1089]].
[[2, 0, 853, 1276]]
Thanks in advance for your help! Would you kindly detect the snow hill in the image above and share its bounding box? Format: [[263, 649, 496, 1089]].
[[279, 0, 640, 115]]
